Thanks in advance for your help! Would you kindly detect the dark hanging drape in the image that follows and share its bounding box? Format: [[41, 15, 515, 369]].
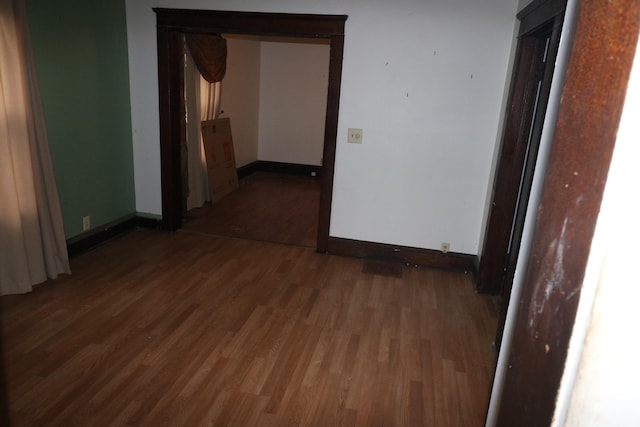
[[185, 34, 227, 83]]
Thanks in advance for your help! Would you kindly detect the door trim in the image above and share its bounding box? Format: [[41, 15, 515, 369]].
[[154, 9, 347, 252], [477, 0, 566, 298], [494, 0, 639, 424]]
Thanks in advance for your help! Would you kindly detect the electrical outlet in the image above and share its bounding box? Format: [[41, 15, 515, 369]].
[[440, 242, 450, 253], [82, 216, 91, 231], [347, 128, 363, 144]]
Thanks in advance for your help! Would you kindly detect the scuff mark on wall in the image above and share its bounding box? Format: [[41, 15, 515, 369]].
[[528, 217, 569, 331]]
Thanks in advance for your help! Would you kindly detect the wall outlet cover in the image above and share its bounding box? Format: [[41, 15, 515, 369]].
[[348, 128, 363, 144]]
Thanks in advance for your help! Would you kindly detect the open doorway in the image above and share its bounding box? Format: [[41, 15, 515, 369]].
[[181, 35, 330, 248], [154, 9, 347, 252]]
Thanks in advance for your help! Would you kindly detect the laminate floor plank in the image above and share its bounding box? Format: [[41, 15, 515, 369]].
[[2, 229, 498, 426], [183, 171, 320, 248]]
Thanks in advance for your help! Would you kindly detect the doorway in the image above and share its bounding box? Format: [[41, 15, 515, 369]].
[[154, 9, 347, 252], [477, 0, 567, 347], [181, 34, 329, 248]]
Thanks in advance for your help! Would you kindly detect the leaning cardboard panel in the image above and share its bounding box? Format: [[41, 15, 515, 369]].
[[201, 118, 239, 202]]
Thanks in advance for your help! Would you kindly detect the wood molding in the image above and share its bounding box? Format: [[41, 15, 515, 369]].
[[66, 214, 161, 257], [238, 161, 321, 179], [135, 216, 163, 229], [316, 33, 344, 253], [495, 0, 640, 425], [237, 162, 260, 180], [517, 0, 567, 36], [153, 9, 347, 255], [65, 216, 477, 280], [154, 9, 347, 37], [327, 237, 478, 277], [477, 0, 566, 296]]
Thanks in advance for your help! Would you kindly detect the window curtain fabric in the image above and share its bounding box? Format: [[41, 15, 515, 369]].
[[0, 0, 71, 295], [200, 78, 222, 122], [185, 34, 227, 83], [184, 34, 225, 210], [184, 40, 210, 209]]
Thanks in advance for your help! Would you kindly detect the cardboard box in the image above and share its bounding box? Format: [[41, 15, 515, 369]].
[[201, 118, 239, 202]]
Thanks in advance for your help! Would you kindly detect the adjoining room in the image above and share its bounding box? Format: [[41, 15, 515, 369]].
[[181, 34, 330, 248]]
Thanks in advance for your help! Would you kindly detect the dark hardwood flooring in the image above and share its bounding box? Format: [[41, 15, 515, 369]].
[[1, 229, 498, 426], [183, 172, 320, 248]]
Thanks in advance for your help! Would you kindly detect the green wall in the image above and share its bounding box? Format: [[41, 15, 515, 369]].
[[28, 0, 135, 239]]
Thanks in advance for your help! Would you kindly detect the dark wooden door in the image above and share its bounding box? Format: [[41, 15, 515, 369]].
[[476, 0, 566, 348]]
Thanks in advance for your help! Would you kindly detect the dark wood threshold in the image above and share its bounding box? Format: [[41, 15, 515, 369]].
[[326, 237, 479, 279], [66, 214, 161, 257], [237, 160, 322, 180]]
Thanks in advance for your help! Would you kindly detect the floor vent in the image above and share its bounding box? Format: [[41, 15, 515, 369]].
[[362, 261, 403, 278]]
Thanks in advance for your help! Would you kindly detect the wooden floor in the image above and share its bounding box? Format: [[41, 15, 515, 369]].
[[183, 172, 320, 248], [1, 229, 498, 426]]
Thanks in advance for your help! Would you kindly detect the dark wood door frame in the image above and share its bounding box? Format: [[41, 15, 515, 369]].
[[154, 9, 347, 252], [494, 0, 639, 425], [479, 0, 568, 353], [478, 0, 566, 300]]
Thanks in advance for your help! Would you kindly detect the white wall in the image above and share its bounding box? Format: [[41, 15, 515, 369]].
[[125, 0, 519, 255], [518, 0, 532, 9], [214, 36, 328, 168], [219, 35, 261, 168], [258, 40, 329, 166]]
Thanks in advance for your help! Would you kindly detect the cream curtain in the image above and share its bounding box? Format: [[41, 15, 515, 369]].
[[200, 78, 222, 121], [0, 0, 71, 295], [184, 42, 209, 209], [184, 36, 224, 210]]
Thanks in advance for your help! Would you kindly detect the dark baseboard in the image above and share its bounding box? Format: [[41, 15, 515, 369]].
[[135, 215, 162, 229], [470, 255, 480, 285], [237, 161, 260, 179], [238, 161, 322, 179], [66, 214, 161, 257], [65, 212, 479, 281], [326, 237, 479, 278]]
